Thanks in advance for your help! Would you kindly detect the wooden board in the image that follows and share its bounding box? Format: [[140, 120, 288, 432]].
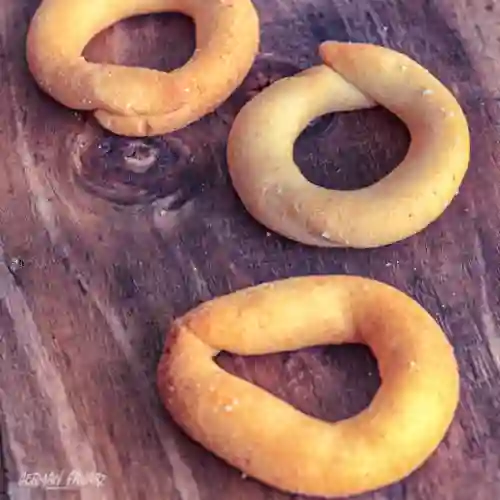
[[1, 0, 500, 499]]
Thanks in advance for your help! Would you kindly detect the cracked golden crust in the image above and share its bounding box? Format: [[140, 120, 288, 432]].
[[157, 275, 460, 497], [226, 42, 470, 248], [26, 0, 260, 136]]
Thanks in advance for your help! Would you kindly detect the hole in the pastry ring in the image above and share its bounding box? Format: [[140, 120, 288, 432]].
[[216, 343, 380, 422], [83, 12, 195, 72], [294, 106, 411, 191]]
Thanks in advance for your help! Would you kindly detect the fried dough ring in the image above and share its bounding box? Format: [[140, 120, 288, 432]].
[[26, 0, 260, 137], [157, 275, 459, 498], [227, 42, 470, 248]]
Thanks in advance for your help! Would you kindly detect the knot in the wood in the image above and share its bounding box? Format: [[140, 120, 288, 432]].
[[121, 141, 160, 174], [74, 135, 192, 205]]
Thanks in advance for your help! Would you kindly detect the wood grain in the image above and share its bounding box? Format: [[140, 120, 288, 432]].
[[1, 0, 500, 499]]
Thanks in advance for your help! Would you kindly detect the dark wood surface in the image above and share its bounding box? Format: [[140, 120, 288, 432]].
[[1, 0, 500, 499]]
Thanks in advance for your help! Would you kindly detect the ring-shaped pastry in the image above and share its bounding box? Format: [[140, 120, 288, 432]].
[[26, 0, 260, 137], [157, 275, 459, 498], [227, 42, 470, 248]]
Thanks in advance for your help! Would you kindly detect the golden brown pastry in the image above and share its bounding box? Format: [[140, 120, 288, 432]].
[[227, 42, 470, 248], [157, 275, 459, 498], [26, 0, 260, 137]]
